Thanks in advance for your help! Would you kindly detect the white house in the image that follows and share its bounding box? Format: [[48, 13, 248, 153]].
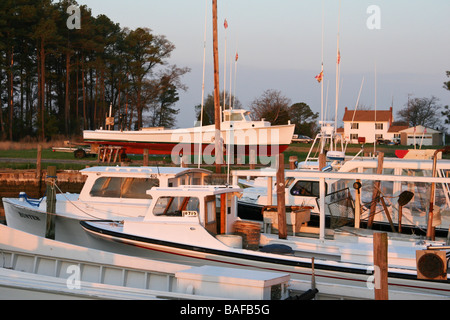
[[342, 107, 393, 144]]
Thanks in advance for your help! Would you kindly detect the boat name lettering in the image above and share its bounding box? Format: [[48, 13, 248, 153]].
[[18, 211, 41, 221]]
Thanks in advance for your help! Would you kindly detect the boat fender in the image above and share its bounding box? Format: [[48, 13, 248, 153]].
[[321, 165, 332, 172], [260, 244, 293, 255]]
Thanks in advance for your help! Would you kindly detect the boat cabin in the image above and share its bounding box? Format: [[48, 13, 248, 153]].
[[142, 186, 242, 235], [78, 166, 212, 203], [222, 109, 271, 129]]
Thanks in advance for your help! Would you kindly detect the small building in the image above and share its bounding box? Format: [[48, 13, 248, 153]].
[[399, 126, 443, 146], [387, 123, 409, 143], [342, 107, 393, 144]]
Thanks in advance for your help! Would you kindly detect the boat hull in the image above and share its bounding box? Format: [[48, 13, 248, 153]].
[[83, 124, 295, 156], [80, 220, 450, 300]]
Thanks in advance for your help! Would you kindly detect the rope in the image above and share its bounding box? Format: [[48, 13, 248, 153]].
[[51, 182, 142, 220]]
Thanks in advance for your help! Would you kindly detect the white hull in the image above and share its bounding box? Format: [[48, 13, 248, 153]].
[[0, 223, 218, 300], [84, 124, 295, 146], [80, 220, 450, 300]]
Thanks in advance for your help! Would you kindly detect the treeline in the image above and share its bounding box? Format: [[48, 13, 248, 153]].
[[0, 0, 189, 141]]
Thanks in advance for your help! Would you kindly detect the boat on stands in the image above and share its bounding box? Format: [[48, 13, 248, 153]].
[[77, 182, 450, 299], [2, 166, 211, 246], [83, 109, 295, 157]]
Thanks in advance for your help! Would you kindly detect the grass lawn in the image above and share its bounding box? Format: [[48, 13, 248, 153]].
[[0, 142, 447, 171]]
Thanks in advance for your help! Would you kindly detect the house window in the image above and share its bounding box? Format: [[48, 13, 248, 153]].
[[350, 123, 359, 129], [375, 134, 383, 140], [375, 123, 383, 130], [350, 134, 358, 140]]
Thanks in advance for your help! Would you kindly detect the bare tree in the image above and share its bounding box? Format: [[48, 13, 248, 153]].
[[249, 89, 291, 125], [397, 95, 442, 128]]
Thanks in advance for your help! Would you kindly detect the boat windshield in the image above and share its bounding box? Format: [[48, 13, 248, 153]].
[[290, 180, 323, 197], [89, 177, 158, 199], [153, 196, 200, 217]]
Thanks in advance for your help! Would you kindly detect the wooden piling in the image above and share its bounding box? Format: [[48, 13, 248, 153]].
[[212, 0, 222, 174], [318, 153, 326, 171], [143, 149, 149, 166], [36, 144, 42, 194], [45, 166, 57, 240], [276, 153, 287, 239], [368, 152, 384, 228], [373, 232, 389, 300], [427, 149, 442, 240], [289, 156, 298, 170]]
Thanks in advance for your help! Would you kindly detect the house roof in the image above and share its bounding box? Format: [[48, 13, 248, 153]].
[[343, 107, 393, 123], [399, 125, 441, 134], [388, 125, 409, 133]]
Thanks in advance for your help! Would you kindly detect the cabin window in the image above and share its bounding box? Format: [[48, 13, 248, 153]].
[[204, 195, 219, 235], [285, 177, 295, 188], [90, 177, 158, 199], [153, 196, 199, 217], [232, 113, 243, 121], [290, 180, 324, 197]]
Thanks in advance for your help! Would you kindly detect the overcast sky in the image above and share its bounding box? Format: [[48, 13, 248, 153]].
[[77, 0, 450, 130]]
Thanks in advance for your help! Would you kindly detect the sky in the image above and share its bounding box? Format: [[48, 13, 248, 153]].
[[77, 0, 450, 131]]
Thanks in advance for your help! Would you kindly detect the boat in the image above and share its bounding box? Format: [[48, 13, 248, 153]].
[[237, 154, 450, 237], [77, 183, 450, 299], [0, 223, 291, 300], [2, 166, 211, 246], [83, 109, 295, 159]]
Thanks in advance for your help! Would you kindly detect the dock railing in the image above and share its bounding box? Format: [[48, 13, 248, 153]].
[[232, 169, 450, 242]]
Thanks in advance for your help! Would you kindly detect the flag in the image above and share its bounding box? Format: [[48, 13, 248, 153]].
[[235, 52, 239, 61], [315, 71, 323, 83], [224, 19, 228, 29], [337, 50, 341, 64]]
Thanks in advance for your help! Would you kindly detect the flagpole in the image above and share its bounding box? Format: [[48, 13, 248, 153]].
[[233, 52, 238, 109], [229, 58, 232, 109], [212, 0, 223, 172], [335, 0, 341, 140], [223, 19, 228, 115], [374, 62, 377, 154], [198, 0, 208, 168], [321, 0, 324, 124]]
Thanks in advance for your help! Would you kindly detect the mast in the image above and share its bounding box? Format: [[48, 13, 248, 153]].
[[212, 0, 223, 172], [334, 0, 341, 151], [198, 0, 208, 168]]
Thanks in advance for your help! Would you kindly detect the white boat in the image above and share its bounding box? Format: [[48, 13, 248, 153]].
[[77, 183, 450, 299], [2, 166, 211, 246], [0, 223, 291, 300], [237, 157, 450, 236], [83, 109, 295, 158]]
